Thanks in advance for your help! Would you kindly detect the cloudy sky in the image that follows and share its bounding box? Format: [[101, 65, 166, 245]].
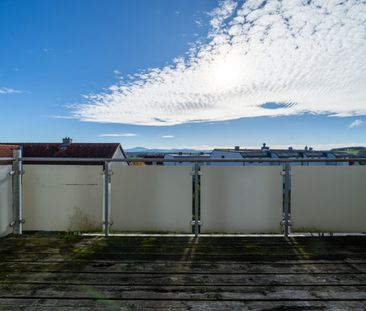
[[0, 0, 365, 149]]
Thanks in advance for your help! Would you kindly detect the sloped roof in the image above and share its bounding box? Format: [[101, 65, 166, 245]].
[[212, 148, 354, 160], [1, 143, 122, 158], [0, 144, 20, 158], [0, 142, 127, 165], [240, 151, 271, 158], [35, 143, 120, 158]]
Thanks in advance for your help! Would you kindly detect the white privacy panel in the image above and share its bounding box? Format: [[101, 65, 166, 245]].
[[0, 165, 12, 237], [23, 165, 103, 231], [292, 166, 366, 233], [201, 167, 283, 233], [111, 166, 192, 232]]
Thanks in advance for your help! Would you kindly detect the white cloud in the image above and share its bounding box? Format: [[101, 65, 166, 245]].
[[73, 0, 366, 126], [98, 133, 137, 137], [0, 87, 22, 94], [161, 135, 175, 138], [349, 119, 364, 128], [52, 115, 76, 120]]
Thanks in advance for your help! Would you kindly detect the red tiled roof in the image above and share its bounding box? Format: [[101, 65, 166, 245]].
[[1, 143, 122, 158], [0, 145, 20, 158], [0, 143, 127, 166]]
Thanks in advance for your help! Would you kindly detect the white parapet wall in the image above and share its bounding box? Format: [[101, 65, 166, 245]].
[[201, 166, 283, 233], [292, 166, 366, 233], [23, 165, 103, 231], [111, 166, 192, 233], [0, 165, 12, 237]]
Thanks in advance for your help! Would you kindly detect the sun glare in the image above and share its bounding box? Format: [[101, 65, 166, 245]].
[[208, 51, 245, 90]]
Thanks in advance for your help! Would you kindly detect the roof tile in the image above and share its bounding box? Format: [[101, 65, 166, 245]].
[[0, 145, 20, 158]]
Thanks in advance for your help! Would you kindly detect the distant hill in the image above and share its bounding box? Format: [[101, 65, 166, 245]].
[[126, 147, 151, 153]]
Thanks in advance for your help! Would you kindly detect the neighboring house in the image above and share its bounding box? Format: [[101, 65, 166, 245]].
[[210, 147, 243, 166], [270, 149, 350, 166], [209, 144, 276, 166], [0, 145, 20, 158], [209, 144, 360, 166], [141, 154, 165, 166], [210, 145, 274, 166], [164, 153, 210, 166], [0, 138, 128, 165]]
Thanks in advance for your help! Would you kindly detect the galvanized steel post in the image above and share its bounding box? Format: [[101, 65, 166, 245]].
[[193, 162, 200, 237], [12, 149, 23, 235], [103, 162, 112, 236], [283, 162, 291, 237]]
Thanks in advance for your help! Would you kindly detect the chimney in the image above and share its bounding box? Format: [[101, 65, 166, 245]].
[[234, 146, 240, 151], [62, 137, 73, 145]]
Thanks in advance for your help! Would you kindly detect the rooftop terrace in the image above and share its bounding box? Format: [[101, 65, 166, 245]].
[[1, 155, 366, 309], [1, 234, 366, 310]]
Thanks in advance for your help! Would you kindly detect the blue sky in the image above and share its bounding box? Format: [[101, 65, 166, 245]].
[[0, 0, 365, 150]]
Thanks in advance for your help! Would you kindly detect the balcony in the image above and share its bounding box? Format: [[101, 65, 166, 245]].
[[1, 156, 366, 309]]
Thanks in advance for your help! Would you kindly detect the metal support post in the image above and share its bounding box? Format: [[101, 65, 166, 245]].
[[193, 162, 200, 237], [103, 162, 112, 236], [12, 149, 24, 234], [282, 162, 291, 237]]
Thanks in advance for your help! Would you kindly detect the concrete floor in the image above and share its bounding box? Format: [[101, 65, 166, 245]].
[[0, 234, 366, 310]]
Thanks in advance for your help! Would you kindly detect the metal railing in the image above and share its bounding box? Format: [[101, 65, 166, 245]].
[[1, 154, 365, 237], [8, 157, 366, 163]]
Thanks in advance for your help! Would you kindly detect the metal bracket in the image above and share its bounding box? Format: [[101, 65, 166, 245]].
[[9, 169, 25, 176], [9, 219, 25, 227], [280, 219, 292, 226], [190, 171, 202, 176], [280, 219, 292, 236], [281, 171, 293, 176], [102, 220, 113, 226]]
